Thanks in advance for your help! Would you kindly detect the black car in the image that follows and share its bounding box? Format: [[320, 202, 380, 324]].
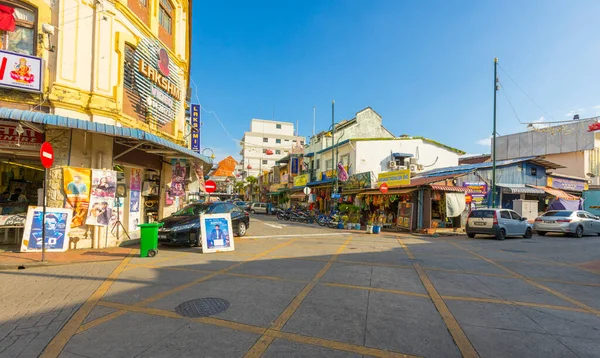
[[233, 201, 251, 211], [158, 202, 249, 246]]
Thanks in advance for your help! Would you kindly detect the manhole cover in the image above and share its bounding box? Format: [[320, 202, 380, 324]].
[[175, 298, 230, 318], [501, 249, 527, 253]]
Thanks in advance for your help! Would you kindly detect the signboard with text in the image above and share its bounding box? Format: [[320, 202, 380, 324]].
[[463, 182, 488, 208], [190, 104, 200, 152], [0, 121, 44, 149], [342, 172, 373, 190], [0, 50, 43, 92], [293, 174, 309, 187], [378, 169, 410, 187], [548, 176, 587, 192]]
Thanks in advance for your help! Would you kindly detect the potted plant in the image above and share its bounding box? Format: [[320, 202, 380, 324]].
[[340, 215, 348, 229], [373, 215, 383, 234]]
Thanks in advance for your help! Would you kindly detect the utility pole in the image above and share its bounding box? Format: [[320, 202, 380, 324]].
[[491, 58, 498, 208], [331, 100, 335, 210]]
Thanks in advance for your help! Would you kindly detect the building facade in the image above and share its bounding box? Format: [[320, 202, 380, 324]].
[[0, 0, 211, 251], [240, 118, 305, 178]]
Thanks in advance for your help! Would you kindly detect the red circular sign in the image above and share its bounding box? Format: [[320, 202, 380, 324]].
[[205, 180, 217, 193], [40, 142, 54, 169], [379, 183, 388, 194]]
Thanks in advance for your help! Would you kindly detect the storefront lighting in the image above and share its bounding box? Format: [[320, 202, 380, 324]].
[[1, 161, 44, 172]]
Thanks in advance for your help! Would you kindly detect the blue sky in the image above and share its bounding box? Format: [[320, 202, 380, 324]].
[[190, 0, 600, 161]]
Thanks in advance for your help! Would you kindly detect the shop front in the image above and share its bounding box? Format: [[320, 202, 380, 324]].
[[428, 185, 473, 230]]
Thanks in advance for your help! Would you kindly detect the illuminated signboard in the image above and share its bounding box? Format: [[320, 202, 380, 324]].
[[190, 104, 200, 151]]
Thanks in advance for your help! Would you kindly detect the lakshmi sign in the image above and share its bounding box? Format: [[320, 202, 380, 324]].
[[125, 39, 183, 129], [0, 50, 42, 92]]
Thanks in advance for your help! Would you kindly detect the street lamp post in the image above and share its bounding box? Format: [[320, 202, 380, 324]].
[[491, 58, 498, 208], [331, 100, 335, 207]]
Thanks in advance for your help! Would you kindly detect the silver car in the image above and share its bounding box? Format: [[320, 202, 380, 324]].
[[533, 210, 600, 238], [466, 208, 533, 240]]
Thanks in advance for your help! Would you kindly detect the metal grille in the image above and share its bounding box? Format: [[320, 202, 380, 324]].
[[175, 298, 230, 318]]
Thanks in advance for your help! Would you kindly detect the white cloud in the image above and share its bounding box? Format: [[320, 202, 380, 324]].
[[476, 136, 492, 146]]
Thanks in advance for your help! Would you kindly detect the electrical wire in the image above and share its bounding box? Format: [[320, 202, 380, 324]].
[[498, 79, 525, 125], [498, 64, 555, 121]]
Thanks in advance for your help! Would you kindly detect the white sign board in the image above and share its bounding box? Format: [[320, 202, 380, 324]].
[[0, 50, 43, 92], [21, 207, 73, 252], [200, 213, 235, 253], [303, 187, 311, 195]]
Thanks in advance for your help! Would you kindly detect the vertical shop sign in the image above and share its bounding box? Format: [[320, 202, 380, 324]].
[[129, 168, 142, 231], [86, 169, 117, 227], [291, 158, 299, 174], [190, 104, 200, 152], [63, 167, 91, 228], [170, 159, 187, 197]]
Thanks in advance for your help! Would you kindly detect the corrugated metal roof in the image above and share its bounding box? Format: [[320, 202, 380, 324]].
[[528, 185, 580, 200], [430, 185, 473, 193], [419, 156, 564, 177], [497, 184, 546, 195], [0, 107, 212, 164]]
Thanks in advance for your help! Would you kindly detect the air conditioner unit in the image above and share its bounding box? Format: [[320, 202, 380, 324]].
[[409, 157, 418, 165], [409, 164, 418, 172], [417, 164, 424, 171], [397, 165, 407, 170], [388, 160, 397, 169]]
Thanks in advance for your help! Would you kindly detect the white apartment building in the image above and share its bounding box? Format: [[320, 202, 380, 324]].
[[241, 119, 306, 178]]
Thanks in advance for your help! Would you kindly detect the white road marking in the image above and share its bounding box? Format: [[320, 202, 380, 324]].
[[264, 223, 285, 229], [247, 233, 352, 239]]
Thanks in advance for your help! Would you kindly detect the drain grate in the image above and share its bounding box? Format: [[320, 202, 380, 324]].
[[501, 249, 527, 253], [175, 298, 230, 318]]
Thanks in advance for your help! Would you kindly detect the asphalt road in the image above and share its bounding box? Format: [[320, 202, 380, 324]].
[[1, 214, 599, 358]]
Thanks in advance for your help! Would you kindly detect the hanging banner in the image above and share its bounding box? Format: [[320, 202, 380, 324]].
[[129, 168, 142, 231], [170, 159, 187, 197], [20, 207, 73, 252], [86, 169, 117, 227], [63, 167, 91, 228]]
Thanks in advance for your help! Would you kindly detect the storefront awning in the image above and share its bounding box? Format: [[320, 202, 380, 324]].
[[497, 184, 545, 195], [290, 193, 307, 200], [0, 107, 212, 164], [528, 185, 580, 200], [430, 185, 474, 193], [307, 179, 334, 187], [358, 188, 416, 196]]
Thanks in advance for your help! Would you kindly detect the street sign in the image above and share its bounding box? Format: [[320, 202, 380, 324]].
[[205, 180, 216, 193], [331, 193, 341, 199], [379, 183, 389, 194], [40, 142, 54, 168], [303, 187, 311, 195]]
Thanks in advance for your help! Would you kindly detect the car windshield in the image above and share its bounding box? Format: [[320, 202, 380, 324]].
[[172, 204, 210, 216], [542, 211, 573, 217], [469, 210, 495, 218]]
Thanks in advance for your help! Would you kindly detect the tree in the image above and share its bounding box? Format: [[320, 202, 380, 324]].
[[245, 176, 258, 201]]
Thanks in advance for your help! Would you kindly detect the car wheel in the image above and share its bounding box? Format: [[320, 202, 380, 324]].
[[237, 221, 247, 237], [537, 231, 546, 236], [189, 232, 200, 247], [467, 233, 475, 238], [574, 225, 584, 238], [523, 228, 533, 239], [496, 228, 506, 240], [250, 209, 256, 214]]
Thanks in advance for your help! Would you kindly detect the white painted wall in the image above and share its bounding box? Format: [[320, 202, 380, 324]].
[[250, 119, 295, 136]]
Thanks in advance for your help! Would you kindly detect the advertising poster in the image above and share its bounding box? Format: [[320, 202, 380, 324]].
[[397, 202, 413, 230], [86, 169, 117, 227], [200, 213, 235, 253], [130, 168, 142, 191], [20, 207, 73, 252], [171, 159, 187, 197], [129, 168, 142, 231], [463, 182, 488, 209], [0, 50, 43, 92], [63, 167, 91, 228], [192, 162, 206, 193]]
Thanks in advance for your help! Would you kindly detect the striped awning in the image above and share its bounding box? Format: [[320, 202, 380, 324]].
[[429, 185, 474, 193], [290, 193, 307, 200], [497, 184, 545, 195], [528, 185, 579, 200]]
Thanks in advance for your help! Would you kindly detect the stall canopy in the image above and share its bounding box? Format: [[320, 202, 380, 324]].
[[290, 192, 306, 200], [528, 185, 579, 200], [429, 185, 474, 193], [0, 108, 212, 165]]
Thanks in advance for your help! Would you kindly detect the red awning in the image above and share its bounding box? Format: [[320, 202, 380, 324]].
[[0, 5, 15, 32], [429, 185, 474, 193]]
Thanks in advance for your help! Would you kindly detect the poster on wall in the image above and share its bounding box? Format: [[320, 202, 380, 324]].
[[63, 167, 91, 228], [397, 202, 413, 230], [463, 182, 488, 209], [192, 162, 206, 193], [200, 213, 235, 253], [129, 169, 142, 231], [171, 159, 187, 197], [86, 170, 117, 227], [20, 207, 73, 252], [130, 169, 142, 191]]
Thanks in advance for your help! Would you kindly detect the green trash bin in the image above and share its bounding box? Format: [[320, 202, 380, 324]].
[[138, 222, 164, 258]]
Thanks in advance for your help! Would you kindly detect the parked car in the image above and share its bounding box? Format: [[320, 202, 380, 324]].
[[533, 210, 600, 238], [158, 202, 249, 246], [233, 201, 251, 211], [249, 202, 268, 214], [466, 208, 533, 240]]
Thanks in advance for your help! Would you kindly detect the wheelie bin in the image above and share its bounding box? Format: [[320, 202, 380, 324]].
[[138, 222, 164, 257]]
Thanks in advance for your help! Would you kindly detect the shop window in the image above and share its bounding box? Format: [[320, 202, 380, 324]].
[[158, 0, 173, 34], [341, 154, 350, 167], [263, 137, 268, 143], [262, 160, 267, 165], [276, 150, 281, 154], [0, 2, 36, 56], [276, 124, 281, 129], [300, 141, 304, 145], [262, 149, 267, 153], [276, 139, 281, 144], [530, 167, 537, 176], [316, 160, 320, 169], [325, 159, 332, 170], [138, 0, 147, 6]]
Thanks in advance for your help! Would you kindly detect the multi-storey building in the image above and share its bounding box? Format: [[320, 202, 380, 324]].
[[240, 118, 305, 178], [0, 0, 211, 250]]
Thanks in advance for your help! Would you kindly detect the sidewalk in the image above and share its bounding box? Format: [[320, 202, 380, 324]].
[[0, 247, 133, 270]]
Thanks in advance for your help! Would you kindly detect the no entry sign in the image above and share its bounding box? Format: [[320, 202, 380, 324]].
[[40, 142, 54, 168], [205, 180, 216, 193], [379, 183, 388, 194]]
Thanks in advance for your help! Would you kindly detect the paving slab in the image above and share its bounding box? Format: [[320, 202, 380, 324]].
[[425, 270, 503, 299], [229, 257, 326, 281], [498, 260, 600, 284], [369, 265, 426, 294], [539, 281, 600, 311], [517, 306, 600, 340], [320, 262, 373, 287], [263, 338, 363, 358], [555, 336, 600, 358], [446, 300, 546, 333]]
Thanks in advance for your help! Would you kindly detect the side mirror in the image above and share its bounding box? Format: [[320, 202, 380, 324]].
[[520, 217, 527, 221]]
